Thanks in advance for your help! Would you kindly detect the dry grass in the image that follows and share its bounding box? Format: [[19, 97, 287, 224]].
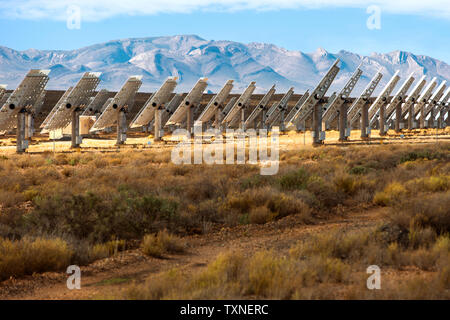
[[0, 237, 73, 281], [0, 142, 448, 284], [141, 230, 185, 258]]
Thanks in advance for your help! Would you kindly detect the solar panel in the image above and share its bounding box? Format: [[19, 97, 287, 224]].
[[413, 77, 437, 117], [41, 87, 73, 129], [368, 71, 400, 125], [34, 89, 47, 114], [385, 73, 414, 121], [347, 70, 383, 126], [42, 72, 101, 132], [322, 66, 363, 125], [222, 81, 256, 125], [244, 85, 276, 127], [90, 76, 142, 132], [130, 76, 178, 128], [161, 94, 184, 127], [400, 76, 426, 129], [265, 87, 294, 126], [0, 92, 10, 107], [0, 85, 6, 101], [82, 89, 110, 116], [0, 69, 50, 132], [424, 81, 447, 117], [436, 88, 450, 114], [166, 77, 208, 125], [196, 80, 234, 123], [219, 97, 238, 120], [286, 59, 340, 127], [284, 90, 310, 127]]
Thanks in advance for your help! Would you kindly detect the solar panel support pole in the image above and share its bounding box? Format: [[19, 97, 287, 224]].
[[116, 109, 127, 145], [240, 108, 245, 130], [408, 104, 414, 130], [312, 103, 323, 145], [280, 110, 286, 132], [361, 101, 370, 139], [25, 113, 34, 140], [71, 108, 81, 148], [339, 103, 348, 141], [154, 109, 162, 141], [187, 106, 193, 135], [419, 105, 426, 129], [16, 110, 26, 153], [395, 104, 402, 133], [379, 103, 386, 136], [261, 110, 267, 130], [215, 108, 223, 131]]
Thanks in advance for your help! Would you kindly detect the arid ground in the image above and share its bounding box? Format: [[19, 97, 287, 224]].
[[0, 129, 449, 299]]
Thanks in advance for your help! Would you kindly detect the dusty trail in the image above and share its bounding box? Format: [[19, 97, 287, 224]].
[[0, 207, 386, 300]]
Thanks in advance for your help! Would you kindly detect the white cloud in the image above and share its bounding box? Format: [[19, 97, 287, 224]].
[[0, 0, 449, 21]]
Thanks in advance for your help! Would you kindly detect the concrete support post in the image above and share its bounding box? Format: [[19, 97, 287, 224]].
[[339, 104, 348, 141], [16, 110, 26, 153], [154, 109, 162, 141], [429, 107, 436, 128], [408, 105, 414, 130], [116, 109, 126, 145], [379, 105, 386, 136], [25, 113, 34, 140], [312, 103, 322, 145], [186, 106, 192, 135], [71, 109, 81, 149], [261, 110, 267, 130], [361, 102, 369, 139], [419, 106, 426, 129], [280, 110, 286, 132], [395, 105, 402, 133]]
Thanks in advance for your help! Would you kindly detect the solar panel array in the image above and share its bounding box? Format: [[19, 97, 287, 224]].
[[42, 72, 101, 132], [130, 76, 178, 128], [0, 69, 50, 131], [167, 77, 208, 125], [2, 60, 450, 152], [90, 76, 142, 132]]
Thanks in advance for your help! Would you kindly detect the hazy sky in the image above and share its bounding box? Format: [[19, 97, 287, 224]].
[[0, 0, 449, 63]]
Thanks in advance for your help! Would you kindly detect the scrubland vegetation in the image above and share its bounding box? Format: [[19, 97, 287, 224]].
[[0, 142, 449, 298]]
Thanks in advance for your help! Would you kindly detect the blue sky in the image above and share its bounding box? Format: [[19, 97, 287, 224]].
[[0, 1, 449, 63]]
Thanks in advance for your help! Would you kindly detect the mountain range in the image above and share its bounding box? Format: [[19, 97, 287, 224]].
[[0, 34, 449, 96]]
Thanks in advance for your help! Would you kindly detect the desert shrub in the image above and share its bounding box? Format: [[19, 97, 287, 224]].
[[0, 189, 25, 208], [389, 193, 450, 235], [249, 206, 273, 224], [373, 182, 407, 206], [141, 229, 185, 258], [334, 173, 357, 195], [89, 239, 127, 260], [120, 249, 351, 300], [0, 237, 73, 281], [399, 150, 446, 163], [278, 168, 309, 190], [240, 174, 270, 189], [349, 165, 369, 175], [306, 175, 343, 209], [406, 175, 449, 193], [24, 191, 180, 243]]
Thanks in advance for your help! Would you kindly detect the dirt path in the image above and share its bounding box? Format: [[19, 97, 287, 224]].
[[0, 207, 386, 300]]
